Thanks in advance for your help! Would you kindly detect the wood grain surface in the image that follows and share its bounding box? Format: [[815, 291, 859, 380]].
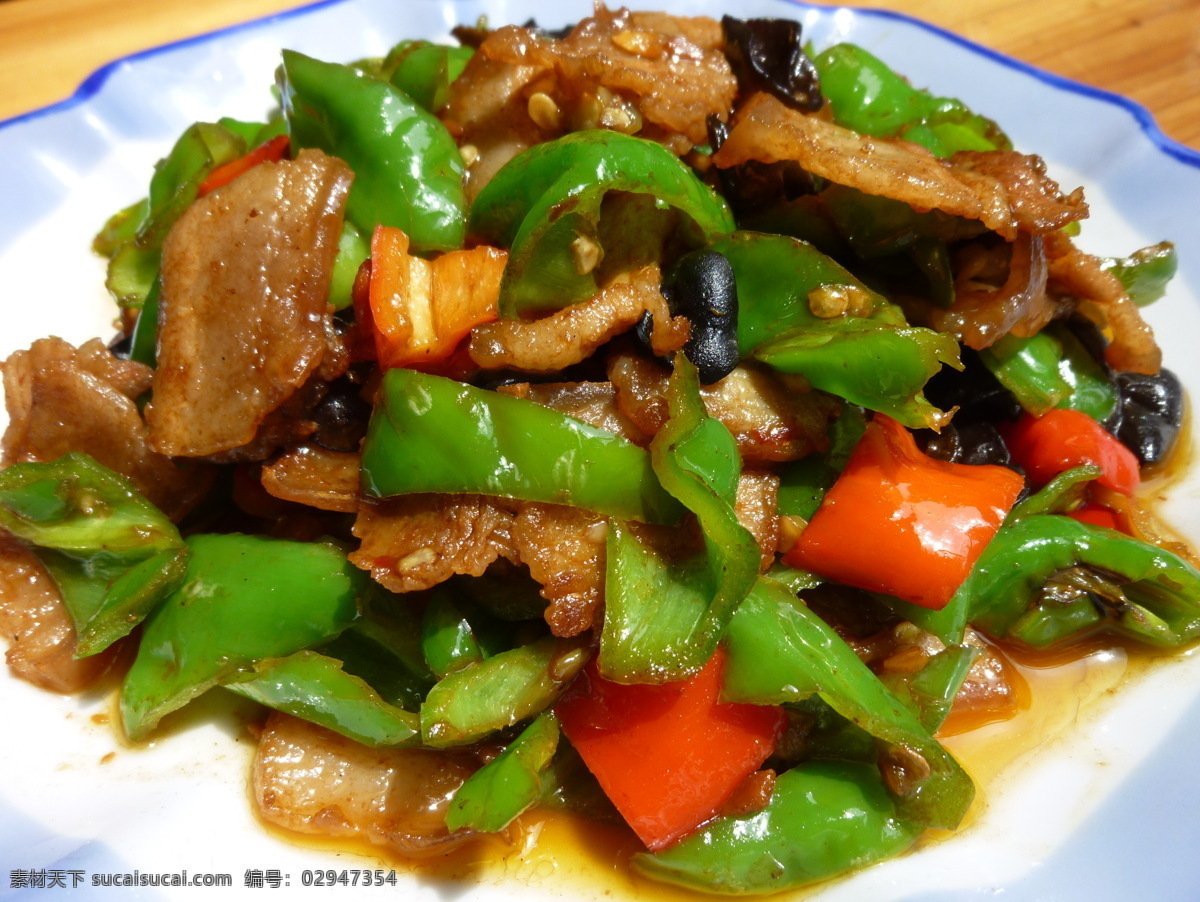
[[1, 0, 1197, 149]]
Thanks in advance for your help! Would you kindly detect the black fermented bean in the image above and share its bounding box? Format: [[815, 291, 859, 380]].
[[669, 250, 740, 384], [311, 379, 373, 452]]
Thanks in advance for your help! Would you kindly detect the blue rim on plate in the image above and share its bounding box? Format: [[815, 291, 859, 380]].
[[3, 0, 1199, 172], [2, 3, 1200, 901]]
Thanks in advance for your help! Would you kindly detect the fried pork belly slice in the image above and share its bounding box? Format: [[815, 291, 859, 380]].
[[511, 503, 608, 638], [735, 471, 780, 573], [261, 443, 360, 513], [608, 352, 838, 463], [445, 6, 735, 197], [496, 380, 649, 444], [0, 533, 113, 693], [930, 231, 1058, 351], [147, 149, 352, 459], [1044, 230, 1162, 375], [712, 94, 1087, 241], [1, 336, 208, 520], [469, 265, 685, 372], [351, 494, 518, 594], [486, 6, 734, 147], [443, 54, 547, 202], [254, 712, 478, 856]]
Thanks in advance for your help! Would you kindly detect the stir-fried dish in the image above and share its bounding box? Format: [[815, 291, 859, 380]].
[[2, 6, 1196, 894]]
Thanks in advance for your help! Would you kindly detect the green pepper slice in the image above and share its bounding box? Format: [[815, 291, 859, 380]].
[[0, 454, 187, 657], [723, 577, 974, 830], [966, 514, 1200, 648], [420, 636, 590, 748], [120, 533, 363, 740], [632, 761, 922, 894], [709, 231, 958, 429], [278, 50, 466, 253], [228, 650, 421, 747], [469, 131, 735, 316], [360, 368, 683, 524], [445, 712, 560, 833], [384, 40, 473, 112], [600, 358, 759, 682], [812, 43, 1009, 156]]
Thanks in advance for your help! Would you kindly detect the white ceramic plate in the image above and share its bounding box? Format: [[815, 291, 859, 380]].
[[3, 1, 1200, 899]]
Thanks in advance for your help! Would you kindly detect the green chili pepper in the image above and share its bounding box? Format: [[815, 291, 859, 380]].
[[709, 231, 958, 429], [0, 454, 187, 657], [723, 577, 974, 830], [120, 533, 363, 740], [420, 636, 590, 748], [98, 121, 250, 308], [880, 645, 981, 733], [966, 514, 1200, 649], [319, 582, 434, 712], [445, 712, 560, 833], [383, 41, 473, 112], [600, 358, 759, 682], [754, 318, 960, 430], [326, 221, 370, 311], [812, 43, 1009, 156], [631, 761, 922, 894], [469, 131, 735, 316], [360, 368, 683, 525], [93, 198, 148, 258], [227, 649, 421, 747], [1100, 241, 1177, 306], [1007, 465, 1102, 521], [420, 587, 512, 679], [128, 276, 160, 367], [278, 50, 466, 253], [979, 325, 1117, 421]]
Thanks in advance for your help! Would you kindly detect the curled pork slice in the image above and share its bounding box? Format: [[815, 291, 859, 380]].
[[254, 712, 478, 856], [261, 443, 360, 513], [712, 94, 1087, 240], [1044, 230, 1161, 374], [735, 471, 780, 572], [351, 494, 518, 594], [482, 6, 735, 149], [608, 352, 837, 463], [932, 232, 1056, 350], [511, 503, 608, 637], [445, 6, 735, 198], [496, 381, 649, 444], [0, 533, 114, 693], [147, 149, 352, 458], [1, 337, 209, 520], [469, 266, 684, 372]]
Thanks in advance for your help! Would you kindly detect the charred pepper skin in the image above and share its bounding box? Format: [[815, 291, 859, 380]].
[[965, 514, 1200, 649]]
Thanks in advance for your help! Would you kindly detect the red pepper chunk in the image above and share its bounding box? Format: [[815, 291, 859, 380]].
[[1068, 503, 1125, 532], [785, 415, 1024, 610], [1005, 408, 1140, 496], [554, 649, 784, 851], [197, 134, 290, 196], [367, 225, 506, 369]]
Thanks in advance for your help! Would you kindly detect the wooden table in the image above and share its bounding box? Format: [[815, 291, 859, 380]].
[[1, 0, 1197, 150]]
